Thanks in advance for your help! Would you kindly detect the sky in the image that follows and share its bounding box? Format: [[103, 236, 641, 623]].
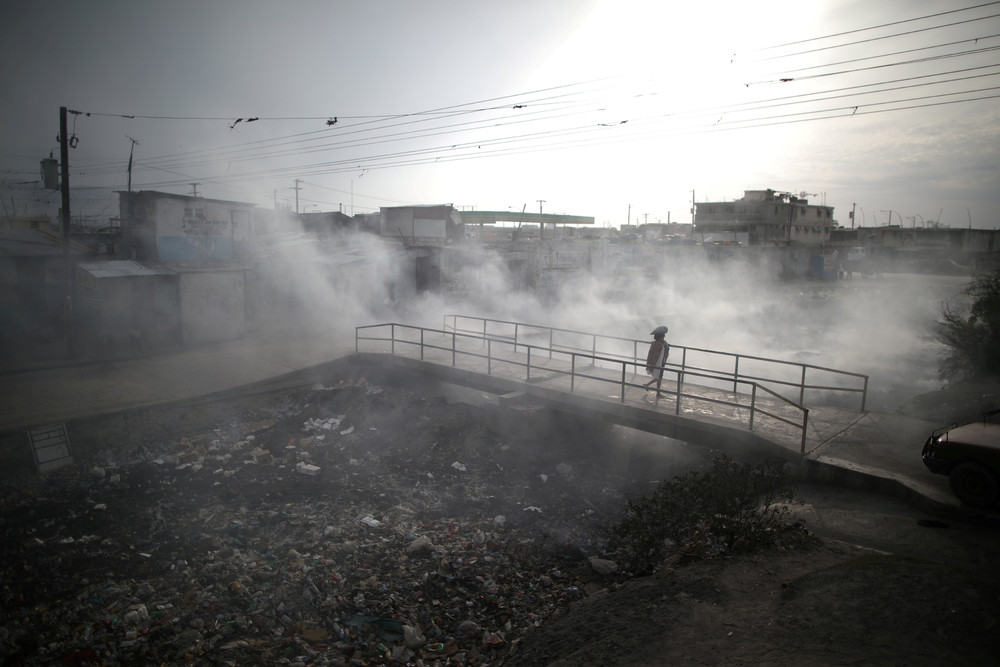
[[1, 0, 998, 229]]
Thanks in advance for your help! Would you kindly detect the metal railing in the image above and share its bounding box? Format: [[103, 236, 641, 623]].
[[356, 322, 812, 452], [442, 314, 869, 411]]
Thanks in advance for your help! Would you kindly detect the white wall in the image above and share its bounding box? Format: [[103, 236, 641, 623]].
[[179, 270, 246, 344]]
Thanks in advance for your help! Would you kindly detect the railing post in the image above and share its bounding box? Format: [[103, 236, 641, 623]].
[[680, 348, 687, 387], [452, 331, 456, 366], [420, 328, 425, 361], [675, 364, 685, 415], [391, 324, 395, 355], [548, 329, 553, 359], [488, 339, 492, 375], [514, 323, 519, 354], [355, 327, 359, 353], [801, 409, 809, 454], [620, 363, 626, 403], [733, 355, 741, 394], [675, 369, 681, 415], [749, 384, 757, 431], [571, 354, 576, 393], [861, 376, 869, 412], [799, 365, 807, 405], [526, 347, 531, 382]]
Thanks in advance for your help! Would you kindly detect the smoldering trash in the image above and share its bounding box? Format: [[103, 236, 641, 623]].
[[0, 381, 653, 666]]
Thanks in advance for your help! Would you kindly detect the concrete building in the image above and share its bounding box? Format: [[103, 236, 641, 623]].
[[116, 191, 257, 346], [73, 260, 180, 358], [0, 215, 118, 367], [118, 190, 256, 263], [695, 189, 834, 246], [380, 205, 464, 245], [830, 225, 1000, 274]]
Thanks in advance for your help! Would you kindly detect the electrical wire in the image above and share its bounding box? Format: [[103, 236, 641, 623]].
[[31, 4, 1000, 207]]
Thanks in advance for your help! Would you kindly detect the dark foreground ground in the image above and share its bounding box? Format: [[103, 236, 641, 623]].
[[1, 376, 999, 665]]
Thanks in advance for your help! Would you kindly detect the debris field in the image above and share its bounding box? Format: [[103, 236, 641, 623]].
[[0, 380, 662, 666]]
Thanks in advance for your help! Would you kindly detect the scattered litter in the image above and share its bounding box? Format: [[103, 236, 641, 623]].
[[0, 381, 630, 666], [296, 462, 321, 476]]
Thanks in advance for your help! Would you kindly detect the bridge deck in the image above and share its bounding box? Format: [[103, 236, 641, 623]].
[[357, 336, 866, 461]]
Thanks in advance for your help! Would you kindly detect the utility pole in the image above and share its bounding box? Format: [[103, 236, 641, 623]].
[[851, 202, 856, 229], [190, 182, 200, 197], [536, 200, 545, 240], [293, 179, 303, 214], [59, 106, 76, 358], [126, 136, 139, 192]]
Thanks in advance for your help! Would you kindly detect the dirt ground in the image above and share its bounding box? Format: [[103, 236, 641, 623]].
[[510, 502, 1000, 666], [2, 377, 999, 665]]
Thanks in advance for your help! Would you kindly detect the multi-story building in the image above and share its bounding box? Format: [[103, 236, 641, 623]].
[[694, 189, 835, 246]]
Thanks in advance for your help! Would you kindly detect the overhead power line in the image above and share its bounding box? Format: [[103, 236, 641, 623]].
[[50, 4, 1000, 202]]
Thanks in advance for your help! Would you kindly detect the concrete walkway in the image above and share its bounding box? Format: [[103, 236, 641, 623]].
[[0, 328, 983, 519]]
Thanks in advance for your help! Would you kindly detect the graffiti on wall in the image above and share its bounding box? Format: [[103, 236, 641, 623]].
[[182, 217, 231, 236]]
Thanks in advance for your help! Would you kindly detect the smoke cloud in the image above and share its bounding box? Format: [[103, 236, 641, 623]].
[[252, 223, 964, 412]]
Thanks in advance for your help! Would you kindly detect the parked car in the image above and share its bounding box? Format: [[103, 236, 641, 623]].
[[922, 416, 1000, 508]]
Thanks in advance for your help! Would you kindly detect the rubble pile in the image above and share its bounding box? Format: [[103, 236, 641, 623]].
[[0, 381, 641, 665]]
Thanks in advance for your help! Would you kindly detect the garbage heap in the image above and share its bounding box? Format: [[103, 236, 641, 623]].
[[0, 381, 640, 665]]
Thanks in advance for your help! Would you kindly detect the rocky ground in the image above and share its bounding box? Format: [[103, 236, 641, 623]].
[[1, 376, 999, 665]]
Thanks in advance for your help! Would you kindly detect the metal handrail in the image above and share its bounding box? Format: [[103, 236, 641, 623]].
[[356, 322, 811, 453], [442, 314, 868, 411]]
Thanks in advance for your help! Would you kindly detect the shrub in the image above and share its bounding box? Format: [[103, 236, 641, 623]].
[[938, 267, 1000, 381], [608, 455, 795, 574]]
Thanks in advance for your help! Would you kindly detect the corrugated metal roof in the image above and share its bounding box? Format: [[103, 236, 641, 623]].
[[76, 260, 176, 279]]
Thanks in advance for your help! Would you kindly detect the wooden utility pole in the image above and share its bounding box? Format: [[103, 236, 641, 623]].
[[126, 136, 139, 192], [59, 106, 76, 357]]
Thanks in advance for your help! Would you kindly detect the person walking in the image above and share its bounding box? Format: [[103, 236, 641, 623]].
[[643, 325, 670, 401]]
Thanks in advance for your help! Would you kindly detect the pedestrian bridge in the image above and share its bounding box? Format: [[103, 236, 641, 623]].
[[355, 315, 870, 461]]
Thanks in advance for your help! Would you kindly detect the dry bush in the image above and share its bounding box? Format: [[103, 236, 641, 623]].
[[608, 455, 795, 574]]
